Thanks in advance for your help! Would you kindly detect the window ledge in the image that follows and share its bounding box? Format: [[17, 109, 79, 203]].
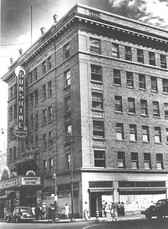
[[153, 116, 161, 119], [142, 141, 150, 144], [140, 114, 149, 118], [128, 112, 136, 116], [154, 142, 162, 145], [90, 80, 103, 85], [126, 86, 134, 89], [113, 84, 122, 87], [92, 137, 106, 141], [129, 140, 138, 143], [139, 88, 146, 91], [115, 111, 123, 114], [151, 90, 158, 93], [91, 108, 104, 112]]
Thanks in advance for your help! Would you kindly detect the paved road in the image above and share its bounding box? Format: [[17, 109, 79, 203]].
[[1, 218, 168, 229]]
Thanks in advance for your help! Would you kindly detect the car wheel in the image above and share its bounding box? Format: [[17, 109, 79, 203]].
[[15, 217, 20, 223], [6, 217, 11, 223], [145, 213, 152, 220], [157, 214, 163, 219]]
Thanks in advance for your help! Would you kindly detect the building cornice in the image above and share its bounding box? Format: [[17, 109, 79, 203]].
[[2, 3, 168, 82]]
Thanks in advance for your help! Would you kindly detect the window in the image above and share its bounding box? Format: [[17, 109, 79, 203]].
[[125, 46, 132, 61], [30, 93, 33, 108], [162, 79, 168, 93], [117, 152, 125, 168], [151, 76, 158, 92], [90, 38, 100, 54], [48, 131, 53, 148], [65, 70, 71, 87], [30, 115, 33, 130], [140, 100, 148, 116], [42, 85, 46, 100], [35, 90, 38, 107], [64, 42, 70, 58], [48, 81, 52, 97], [129, 124, 137, 141], [48, 56, 52, 70], [128, 98, 135, 114], [92, 92, 103, 110], [34, 68, 37, 81], [65, 96, 71, 112], [93, 121, 104, 138], [65, 124, 72, 135], [164, 103, 168, 118], [154, 127, 161, 143], [139, 74, 146, 89], [126, 72, 134, 87], [112, 43, 119, 58], [144, 153, 151, 169], [14, 104, 17, 119], [113, 69, 121, 85], [10, 127, 15, 141], [115, 96, 122, 112], [156, 154, 163, 169], [42, 61, 47, 74], [9, 107, 13, 120], [35, 113, 38, 130], [91, 65, 102, 81], [43, 109, 47, 124], [142, 126, 149, 142], [43, 160, 47, 174], [43, 134, 47, 150], [49, 158, 54, 172], [166, 128, 168, 143], [29, 72, 33, 84], [137, 49, 144, 63], [94, 150, 105, 167], [35, 132, 38, 148], [116, 123, 124, 140], [13, 84, 17, 96], [131, 152, 138, 169], [48, 106, 52, 122], [153, 101, 160, 117], [160, 54, 167, 68], [149, 52, 155, 66]]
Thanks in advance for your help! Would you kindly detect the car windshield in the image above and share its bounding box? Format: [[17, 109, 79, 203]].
[[157, 200, 163, 205], [20, 207, 31, 213]]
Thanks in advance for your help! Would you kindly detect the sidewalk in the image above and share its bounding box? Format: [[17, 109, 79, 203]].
[[33, 212, 145, 223]]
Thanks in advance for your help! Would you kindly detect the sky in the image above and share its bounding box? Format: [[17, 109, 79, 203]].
[[0, 0, 168, 131]]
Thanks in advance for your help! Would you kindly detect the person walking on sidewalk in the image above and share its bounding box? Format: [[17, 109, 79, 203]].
[[64, 203, 69, 220], [84, 201, 90, 220], [110, 202, 117, 221]]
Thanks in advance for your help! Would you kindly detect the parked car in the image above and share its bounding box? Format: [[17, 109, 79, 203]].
[[141, 199, 168, 219], [6, 206, 35, 223]]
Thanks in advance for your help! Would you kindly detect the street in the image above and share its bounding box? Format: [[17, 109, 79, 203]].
[[0, 218, 168, 229]]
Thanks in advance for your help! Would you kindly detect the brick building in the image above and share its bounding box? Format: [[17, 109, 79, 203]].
[[1, 4, 168, 217]]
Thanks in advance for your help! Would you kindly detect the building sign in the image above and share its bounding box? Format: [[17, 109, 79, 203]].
[[0, 177, 21, 190], [14, 66, 27, 137], [15, 154, 35, 165], [22, 177, 41, 186]]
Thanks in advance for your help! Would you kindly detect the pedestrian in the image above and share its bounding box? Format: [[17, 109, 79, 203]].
[[121, 202, 125, 216], [117, 202, 121, 217], [31, 204, 35, 216], [35, 204, 40, 220], [104, 202, 108, 217], [51, 203, 55, 221], [110, 202, 117, 221], [64, 203, 69, 220], [84, 201, 90, 220], [41, 202, 47, 219], [48, 204, 52, 221]]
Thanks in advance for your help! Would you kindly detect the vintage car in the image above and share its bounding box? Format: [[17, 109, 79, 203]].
[[6, 206, 35, 223], [141, 199, 168, 219]]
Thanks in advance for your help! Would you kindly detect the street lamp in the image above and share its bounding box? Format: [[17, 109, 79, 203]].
[[53, 173, 59, 221]]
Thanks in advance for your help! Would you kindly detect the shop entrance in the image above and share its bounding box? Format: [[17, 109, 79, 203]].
[[90, 192, 113, 217]]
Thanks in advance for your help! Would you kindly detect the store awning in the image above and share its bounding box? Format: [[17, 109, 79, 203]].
[[89, 187, 114, 193], [119, 187, 166, 194]]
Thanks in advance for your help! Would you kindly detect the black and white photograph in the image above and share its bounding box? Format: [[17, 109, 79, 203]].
[[1, 0, 168, 228]]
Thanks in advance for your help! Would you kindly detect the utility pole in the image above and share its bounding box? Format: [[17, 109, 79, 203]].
[[68, 133, 74, 221]]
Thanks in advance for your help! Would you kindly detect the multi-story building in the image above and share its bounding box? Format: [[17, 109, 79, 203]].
[[1, 4, 168, 217]]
